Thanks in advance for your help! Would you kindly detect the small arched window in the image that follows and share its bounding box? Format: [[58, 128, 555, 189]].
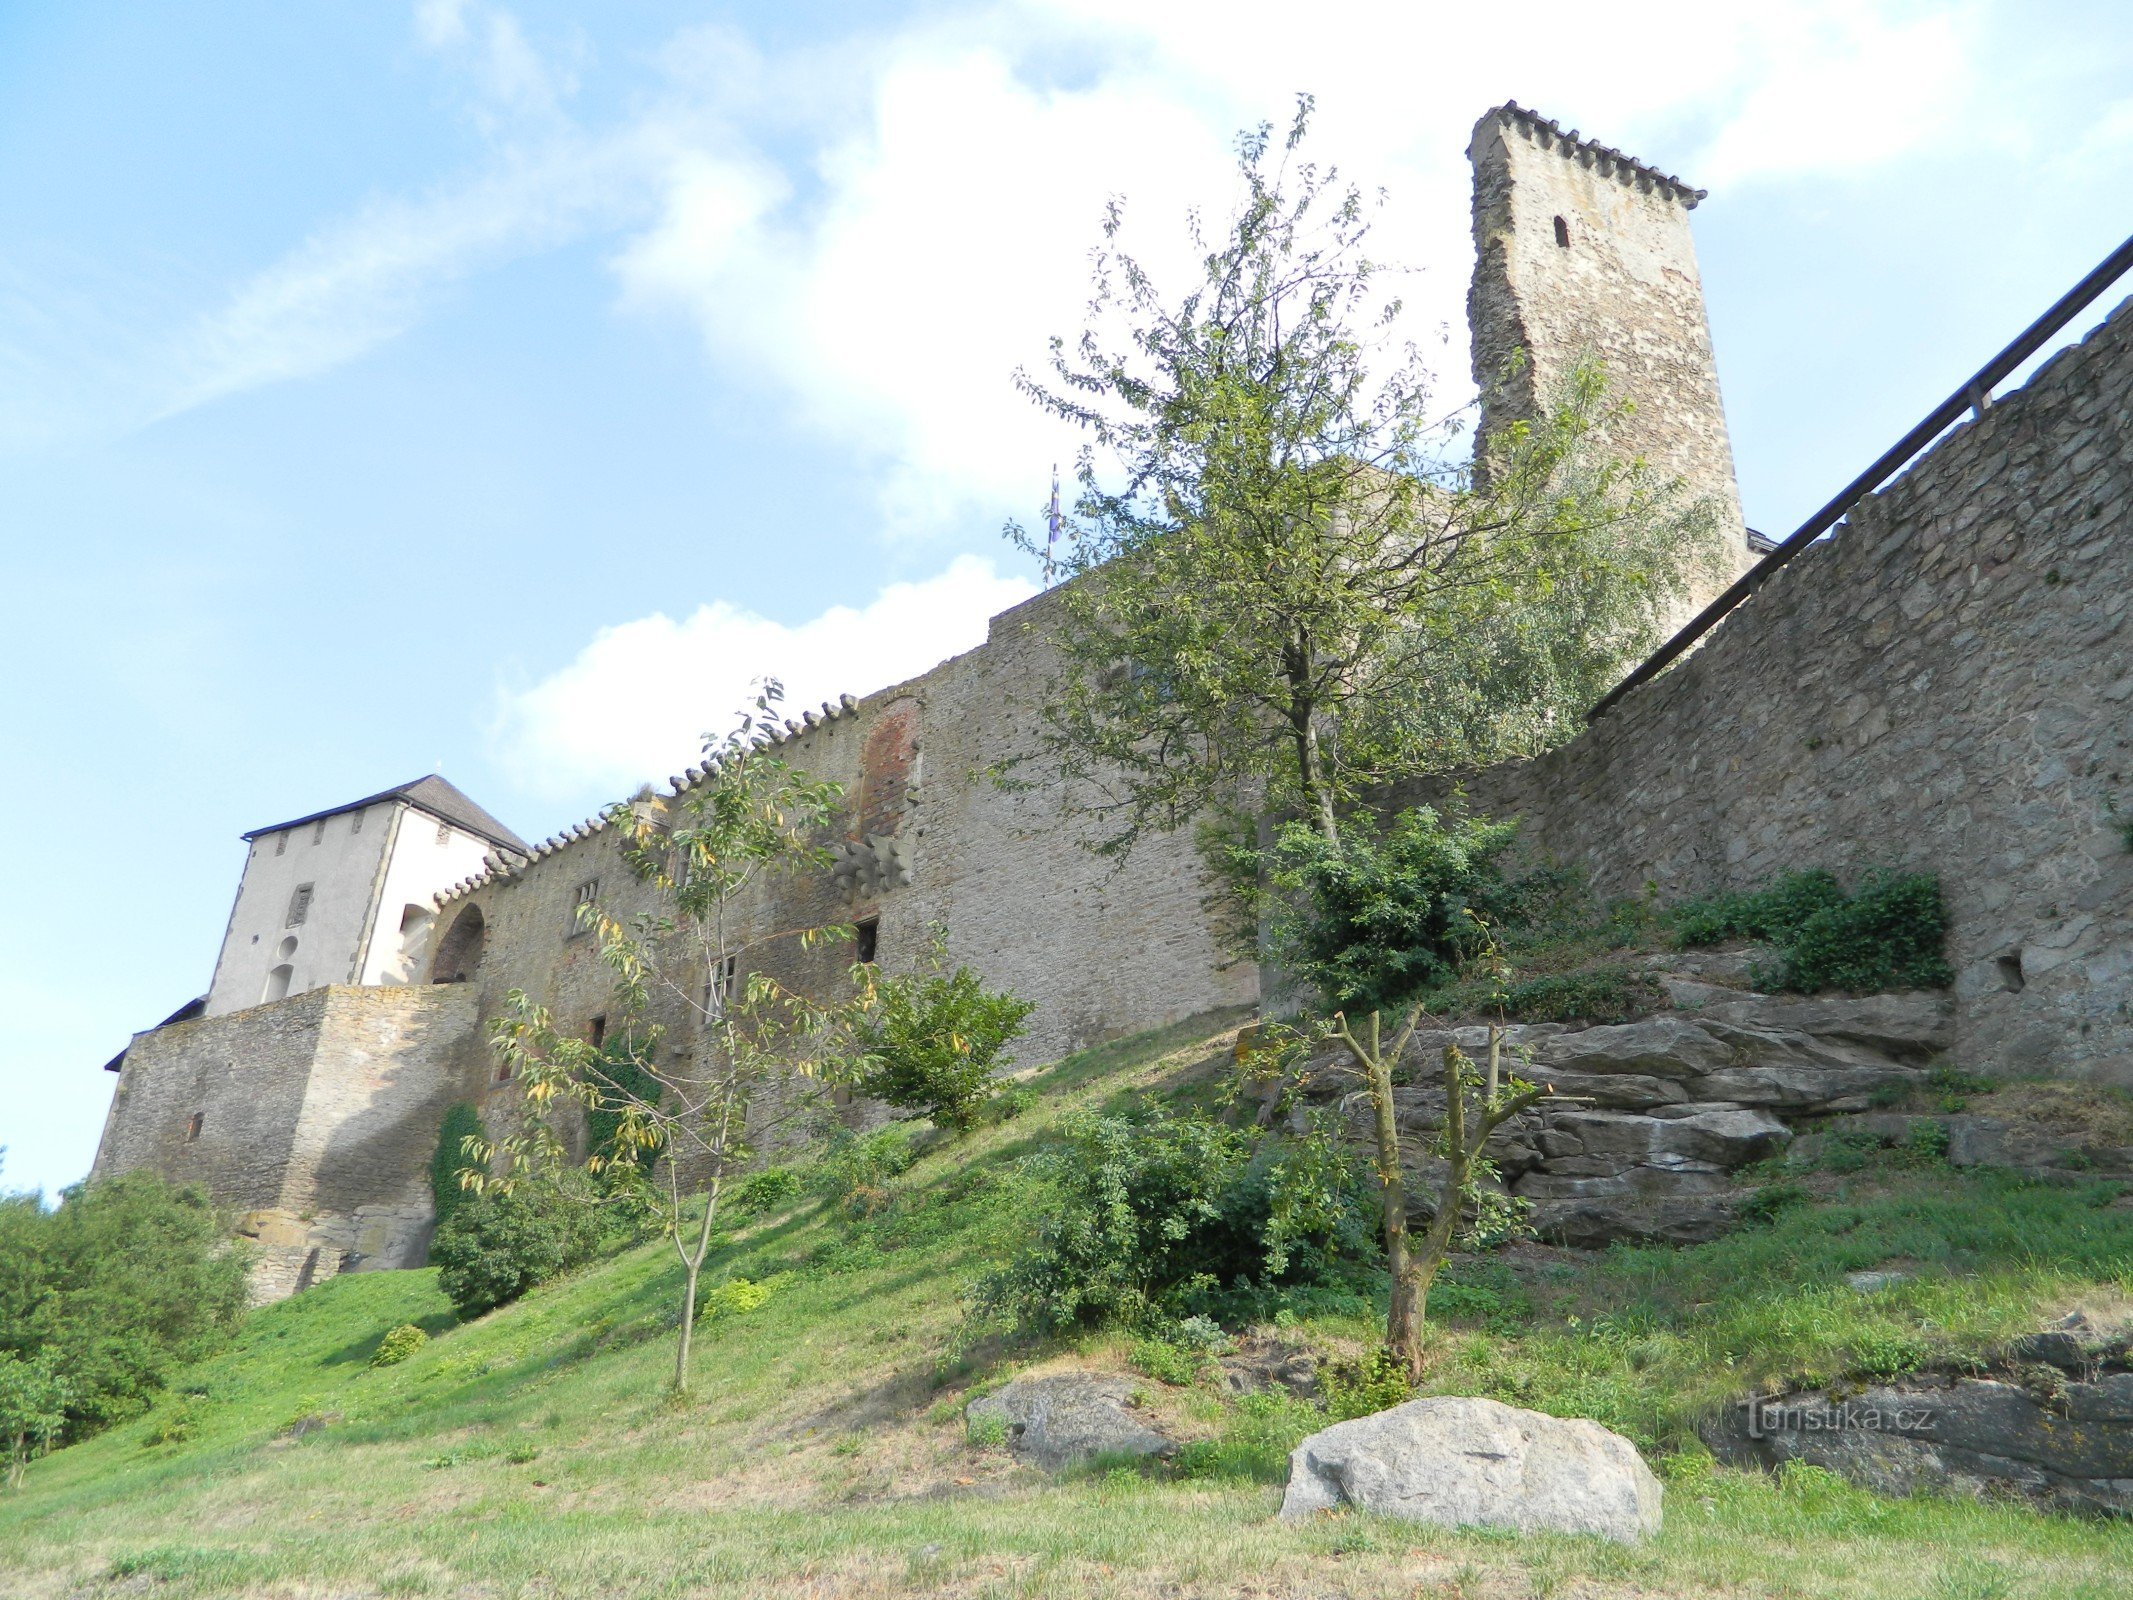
[[1553, 214, 1571, 249], [263, 964, 294, 1004]]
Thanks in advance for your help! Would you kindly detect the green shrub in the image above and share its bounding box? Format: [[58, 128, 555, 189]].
[[139, 1397, 198, 1448], [697, 1275, 782, 1320], [1672, 868, 1951, 993], [369, 1324, 428, 1368], [0, 1173, 247, 1443], [969, 1105, 1376, 1337], [0, 1352, 69, 1488], [1420, 962, 1662, 1025], [810, 1125, 919, 1210], [731, 1167, 801, 1217], [428, 1180, 603, 1320], [429, 1104, 484, 1233], [1321, 1347, 1414, 1420], [855, 966, 1035, 1133], [1785, 872, 1953, 992], [1672, 869, 1846, 948], [1261, 806, 1524, 1012], [1129, 1337, 1204, 1386]]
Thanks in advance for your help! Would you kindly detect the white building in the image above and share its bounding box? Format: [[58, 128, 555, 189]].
[[201, 776, 528, 1017]]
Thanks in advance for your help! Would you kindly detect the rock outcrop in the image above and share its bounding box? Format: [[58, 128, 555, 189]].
[[1281, 1396, 1663, 1542], [1285, 975, 1958, 1246], [966, 1374, 1176, 1472], [1706, 1307, 2133, 1516]]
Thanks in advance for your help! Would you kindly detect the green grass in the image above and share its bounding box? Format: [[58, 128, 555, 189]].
[[6, 1012, 2132, 1598]]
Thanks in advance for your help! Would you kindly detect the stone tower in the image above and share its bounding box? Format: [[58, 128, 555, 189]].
[[1467, 103, 1755, 612]]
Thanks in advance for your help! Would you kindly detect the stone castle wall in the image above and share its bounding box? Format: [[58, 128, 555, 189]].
[[1423, 298, 2133, 1085], [435, 583, 1260, 1141], [95, 985, 483, 1299]]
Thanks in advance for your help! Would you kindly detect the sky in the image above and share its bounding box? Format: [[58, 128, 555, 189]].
[[4, 0, 2130, 1200]]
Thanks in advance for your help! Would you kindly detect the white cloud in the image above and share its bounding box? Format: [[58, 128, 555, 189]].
[[11, 0, 2047, 485], [159, 143, 640, 414], [605, 0, 1999, 535], [491, 555, 1038, 798]]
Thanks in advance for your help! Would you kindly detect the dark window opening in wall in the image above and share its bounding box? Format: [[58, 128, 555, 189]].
[[589, 1014, 607, 1050], [1998, 951, 2027, 993], [496, 1057, 514, 1082], [286, 883, 315, 926], [1553, 214, 1570, 248], [312, 818, 326, 844], [186, 1111, 203, 1142], [432, 903, 486, 984], [703, 952, 739, 1021], [854, 917, 880, 965], [568, 879, 599, 937], [275, 831, 289, 856]]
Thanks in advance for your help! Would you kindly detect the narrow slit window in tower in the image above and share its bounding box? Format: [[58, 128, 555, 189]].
[[1553, 214, 1570, 248], [186, 1111, 203, 1142], [854, 917, 880, 965]]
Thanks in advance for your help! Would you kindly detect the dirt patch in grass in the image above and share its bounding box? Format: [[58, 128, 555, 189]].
[[1984, 1080, 2133, 1146]]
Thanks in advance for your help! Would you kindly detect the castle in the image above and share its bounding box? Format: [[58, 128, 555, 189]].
[[91, 106, 2133, 1302]]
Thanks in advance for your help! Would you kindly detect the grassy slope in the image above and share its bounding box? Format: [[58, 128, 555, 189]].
[[7, 1017, 2133, 1600]]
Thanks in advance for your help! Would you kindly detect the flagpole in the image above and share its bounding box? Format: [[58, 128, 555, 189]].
[[1044, 464, 1061, 588]]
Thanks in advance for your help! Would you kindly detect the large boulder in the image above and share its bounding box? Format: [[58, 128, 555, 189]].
[[1528, 1194, 1740, 1247], [1534, 1018, 1734, 1080], [1693, 991, 1953, 1061], [966, 1374, 1175, 1472], [1280, 1396, 1663, 1542]]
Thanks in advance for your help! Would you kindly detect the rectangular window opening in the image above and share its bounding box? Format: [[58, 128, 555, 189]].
[[589, 1014, 607, 1050], [703, 952, 739, 1021], [567, 879, 598, 937], [275, 831, 288, 856], [349, 807, 363, 835], [854, 917, 879, 965], [286, 884, 315, 927], [312, 818, 326, 845], [186, 1110, 203, 1142]]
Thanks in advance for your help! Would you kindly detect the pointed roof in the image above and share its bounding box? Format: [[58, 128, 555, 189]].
[[242, 774, 530, 855]]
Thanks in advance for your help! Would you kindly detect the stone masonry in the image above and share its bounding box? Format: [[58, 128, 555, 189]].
[[1468, 103, 1755, 611], [92, 984, 483, 1300], [1428, 297, 2133, 1087], [93, 103, 2131, 1302]]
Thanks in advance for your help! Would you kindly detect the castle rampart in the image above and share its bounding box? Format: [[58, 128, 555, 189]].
[[430, 582, 1260, 1118], [93, 984, 484, 1299], [1425, 296, 2133, 1084]]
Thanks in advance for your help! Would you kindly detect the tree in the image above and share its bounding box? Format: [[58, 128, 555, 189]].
[[0, 1173, 248, 1440], [1012, 102, 1701, 1382], [1011, 98, 1715, 856], [1325, 1014, 1543, 1384], [0, 1352, 68, 1490], [1257, 804, 1562, 1379], [475, 685, 869, 1393], [854, 935, 1036, 1134]]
